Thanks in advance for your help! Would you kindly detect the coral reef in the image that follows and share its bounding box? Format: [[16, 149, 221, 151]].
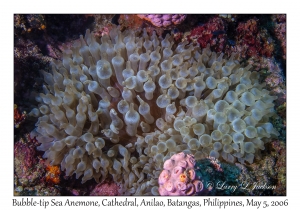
[[195, 157, 242, 195], [229, 18, 275, 60], [14, 104, 27, 128], [195, 138, 286, 196], [269, 140, 286, 195], [158, 152, 203, 195], [234, 139, 286, 196], [14, 14, 286, 196], [90, 181, 120, 196], [118, 15, 145, 30], [14, 14, 46, 36], [187, 16, 226, 53], [272, 14, 286, 60], [14, 135, 44, 187]]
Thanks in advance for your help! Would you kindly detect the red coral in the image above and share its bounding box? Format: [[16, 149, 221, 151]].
[[189, 25, 213, 48], [173, 32, 183, 43], [14, 104, 26, 128], [187, 16, 226, 53], [235, 18, 274, 59], [237, 18, 258, 34], [261, 42, 274, 57], [247, 46, 259, 57]]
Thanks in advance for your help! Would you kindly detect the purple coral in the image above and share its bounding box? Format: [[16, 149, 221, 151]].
[[158, 152, 203, 195], [89, 181, 120, 196], [14, 136, 45, 187], [137, 14, 186, 27]]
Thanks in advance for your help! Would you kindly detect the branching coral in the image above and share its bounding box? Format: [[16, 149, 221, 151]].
[[29, 25, 279, 195]]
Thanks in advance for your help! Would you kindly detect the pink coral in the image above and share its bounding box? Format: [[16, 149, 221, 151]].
[[158, 152, 203, 196], [137, 14, 186, 27], [90, 181, 120, 196]]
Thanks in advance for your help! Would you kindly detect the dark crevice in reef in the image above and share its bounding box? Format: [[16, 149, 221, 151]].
[[257, 15, 286, 78], [43, 14, 95, 42], [14, 14, 95, 58]]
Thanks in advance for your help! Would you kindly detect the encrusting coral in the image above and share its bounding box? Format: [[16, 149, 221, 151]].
[[137, 14, 187, 27], [158, 152, 203, 195], [29, 25, 279, 195]]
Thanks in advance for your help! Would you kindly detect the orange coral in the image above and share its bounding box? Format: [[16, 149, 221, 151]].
[[179, 173, 187, 182], [118, 15, 144, 30], [45, 165, 60, 184], [39, 24, 46, 30]]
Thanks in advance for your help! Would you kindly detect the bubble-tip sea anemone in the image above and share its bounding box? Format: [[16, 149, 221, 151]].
[[29, 25, 279, 195]]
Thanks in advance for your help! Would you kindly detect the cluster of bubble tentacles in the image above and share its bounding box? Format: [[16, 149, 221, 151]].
[[29, 26, 279, 195]]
